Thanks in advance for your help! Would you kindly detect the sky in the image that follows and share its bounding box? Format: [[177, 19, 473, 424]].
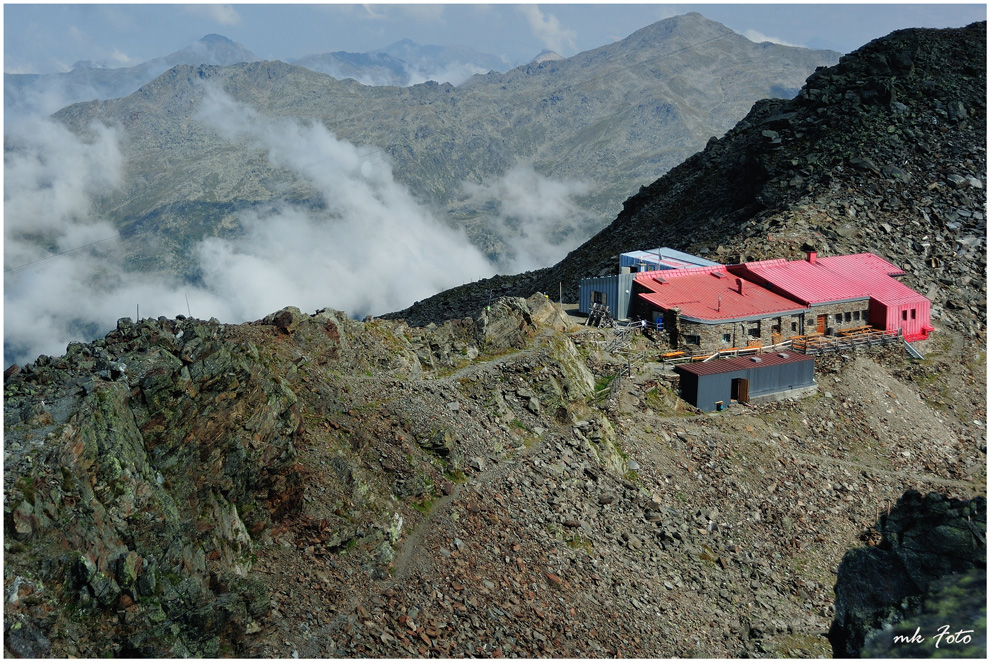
[[4, 2, 987, 74]]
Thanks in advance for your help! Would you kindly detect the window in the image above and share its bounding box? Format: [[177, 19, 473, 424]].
[[911, 309, 916, 319], [748, 325, 761, 338], [685, 334, 701, 345], [836, 313, 843, 323], [853, 311, 860, 321], [592, 291, 606, 305], [844, 312, 852, 322], [902, 310, 908, 321], [722, 333, 732, 343], [791, 321, 798, 332]]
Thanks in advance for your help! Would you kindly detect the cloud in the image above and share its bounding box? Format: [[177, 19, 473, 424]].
[[108, 48, 133, 65], [187, 85, 497, 320], [361, 4, 387, 20], [741, 29, 801, 48], [461, 164, 591, 273], [183, 4, 242, 27], [518, 5, 577, 55], [3, 115, 233, 366], [3, 118, 123, 244], [4, 86, 586, 367], [3, 117, 199, 365]]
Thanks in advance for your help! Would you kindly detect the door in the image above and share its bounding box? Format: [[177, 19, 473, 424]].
[[731, 378, 749, 404], [816, 314, 826, 334]]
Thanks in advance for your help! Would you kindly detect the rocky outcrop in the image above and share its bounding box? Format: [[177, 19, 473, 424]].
[[2, 294, 604, 657], [4, 315, 303, 657], [396, 22, 986, 343], [829, 490, 987, 657]]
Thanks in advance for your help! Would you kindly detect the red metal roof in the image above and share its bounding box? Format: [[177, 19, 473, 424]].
[[817, 254, 922, 306], [634, 266, 807, 322], [821, 253, 906, 277], [675, 351, 814, 376], [727, 253, 925, 307]]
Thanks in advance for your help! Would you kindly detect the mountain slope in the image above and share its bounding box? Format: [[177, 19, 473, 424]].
[[48, 13, 839, 274], [391, 21, 987, 344]]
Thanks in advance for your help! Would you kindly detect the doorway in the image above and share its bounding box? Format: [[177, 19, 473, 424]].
[[731, 378, 750, 404]]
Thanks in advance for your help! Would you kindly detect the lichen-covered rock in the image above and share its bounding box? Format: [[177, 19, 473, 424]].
[[829, 490, 987, 657], [860, 568, 987, 658], [3, 316, 304, 657]]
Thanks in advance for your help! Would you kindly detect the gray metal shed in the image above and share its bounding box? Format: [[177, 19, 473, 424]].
[[578, 272, 635, 320], [674, 352, 816, 412]]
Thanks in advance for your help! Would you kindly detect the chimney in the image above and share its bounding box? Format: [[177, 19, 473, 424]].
[[806, 250, 817, 265], [736, 278, 744, 295]]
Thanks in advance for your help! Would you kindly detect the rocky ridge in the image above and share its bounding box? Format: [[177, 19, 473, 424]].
[[4, 290, 986, 657], [390, 21, 987, 344]]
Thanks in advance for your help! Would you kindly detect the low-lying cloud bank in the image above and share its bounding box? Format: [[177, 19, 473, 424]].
[[4, 86, 590, 367]]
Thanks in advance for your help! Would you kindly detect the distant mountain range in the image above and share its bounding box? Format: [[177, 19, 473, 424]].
[[291, 39, 511, 86], [5, 33, 514, 118], [5, 34, 259, 118], [48, 13, 840, 278]]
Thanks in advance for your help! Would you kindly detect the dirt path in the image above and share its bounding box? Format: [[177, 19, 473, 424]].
[[789, 449, 982, 492], [389, 425, 556, 580], [386, 330, 562, 579]]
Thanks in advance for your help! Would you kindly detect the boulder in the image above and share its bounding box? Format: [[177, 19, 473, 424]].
[[829, 491, 987, 657]]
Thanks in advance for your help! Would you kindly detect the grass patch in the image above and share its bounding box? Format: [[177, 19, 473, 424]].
[[594, 374, 616, 392], [566, 534, 593, 553], [411, 497, 436, 515], [444, 469, 468, 484]]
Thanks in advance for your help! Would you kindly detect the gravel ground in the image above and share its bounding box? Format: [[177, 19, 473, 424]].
[[242, 315, 985, 658]]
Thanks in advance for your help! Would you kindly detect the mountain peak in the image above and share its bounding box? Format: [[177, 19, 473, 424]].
[[199, 33, 236, 45], [386, 37, 419, 49], [530, 50, 563, 64], [163, 34, 258, 68]]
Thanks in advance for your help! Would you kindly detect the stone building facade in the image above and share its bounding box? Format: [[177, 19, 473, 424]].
[[666, 300, 873, 352]]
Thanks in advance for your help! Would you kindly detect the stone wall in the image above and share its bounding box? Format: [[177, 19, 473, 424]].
[[809, 300, 873, 335], [656, 299, 877, 353]]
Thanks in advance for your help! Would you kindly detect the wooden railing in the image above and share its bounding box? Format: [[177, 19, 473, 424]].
[[658, 327, 905, 364], [791, 328, 902, 354]]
